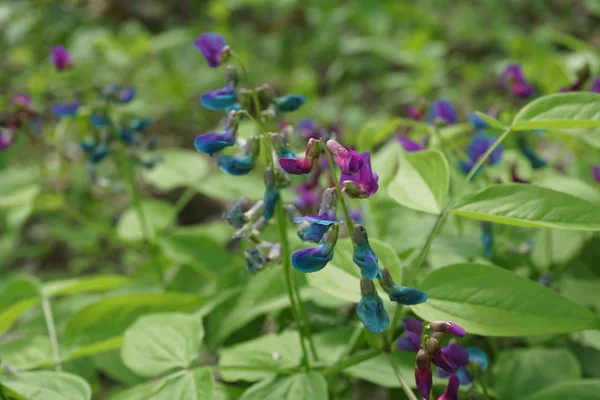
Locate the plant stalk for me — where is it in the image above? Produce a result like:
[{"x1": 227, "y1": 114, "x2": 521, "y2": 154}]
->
[
  {"x1": 321, "y1": 143, "x2": 355, "y2": 239},
  {"x1": 41, "y1": 293, "x2": 62, "y2": 371},
  {"x1": 386, "y1": 353, "x2": 419, "y2": 400}
]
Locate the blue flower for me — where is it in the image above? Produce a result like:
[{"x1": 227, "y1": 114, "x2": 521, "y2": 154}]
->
[
  {"x1": 119, "y1": 129, "x2": 137, "y2": 145},
  {"x1": 275, "y1": 95, "x2": 306, "y2": 113},
  {"x1": 194, "y1": 113, "x2": 239, "y2": 156},
  {"x1": 460, "y1": 133, "x2": 503, "y2": 175},
  {"x1": 292, "y1": 224, "x2": 339, "y2": 273},
  {"x1": 481, "y1": 222, "x2": 493, "y2": 259},
  {"x1": 130, "y1": 118, "x2": 151, "y2": 132},
  {"x1": 468, "y1": 112, "x2": 489, "y2": 130},
  {"x1": 263, "y1": 186, "x2": 279, "y2": 221},
  {"x1": 295, "y1": 211, "x2": 338, "y2": 243},
  {"x1": 90, "y1": 114, "x2": 108, "y2": 128},
  {"x1": 356, "y1": 278, "x2": 389, "y2": 333},
  {"x1": 352, "y1": 225, "x2": 382, "y2": 280},
  {"x1": 200, "y1": 85, "x2": 237, "y2": 111},
  {"x1": 52, "y1": 100, "x2": 79, "y2": 118},
  {"x1": 80, "y1": 140, "x2": 110, "y2": 165},
  {"x1": 379, "y1": 268, "x2": 427, "y2": 305},
  {"x1": 217, "y1": 154, "x2": 255, "y2": 176},
  {"x1": 118, "y1": 86, "x2": 135, "y2": 103},
  {"x1": 427, "y1": 99, "x2": 457, "y2": 125}
]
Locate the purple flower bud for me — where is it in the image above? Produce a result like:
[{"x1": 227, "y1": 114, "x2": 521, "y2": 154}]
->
[
  {"x1": 194, "y1": 33, "x2": 228, "y2": 68},
  {"x1": 591, "y1": 165, "x2": 600, "y2": 182},
  {"x1": 340, "y1": 152, "x2": 379, "y2": 199},
  {"x1": 200, "y1": 85, "x2": 237, "y2": 111},
  {"x1": 591, "y1": 78, "x2": 600, "y2": 93},
  {"x1": 118, "y1": 86, "x2": 135, "y2": 103},
  {"x1": 438, "y1": 375, "x2": 460, "y2": 400},
  {"x1": 429, "y1": 321, "x2": 466, "y2": 338},
  {"x1": 326, "y1": 139, "x2": 364, "y2": 174},
  {"x1": 427, "y1": 100, "x2": 457, "y2": 125},
  {"x1": 500, "y1": 64, "x2": 534, "y2": 98},
  {"x1": 279, "y1": 158, "x2": 314, "y2": 174},
  {"x1": 52, "y1": 99, "x2": 79, "y2": 118},
  {"x1": 0, "y1": 128, "x2": 14, "y2": 150},
  {"x1": 396, "y1": 136, "x2": 425, "y2": 152},
  {"x1": 291, "y1": 224, "x2": 339, "y2": 273},
  {"x1": 415, "y1": 350, "x2": 433, "y2": 400},
  {"x1": 50, "y1": 45, "x2": 72, "y2": 70}
]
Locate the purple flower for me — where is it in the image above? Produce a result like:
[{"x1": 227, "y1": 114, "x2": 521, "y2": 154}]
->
[
  {"x1": 294, "y1": 213, "x2": 338, "y2": 226},
  {"x1": 429, "y1": 321, "x2": 466, "y2": 338},
  {"x1": 460, "y1": 133, "x2": 503, "y2": 174},
  {"x1": 396, "y1": 136, "x2": 425, "y2": 152},
  {"x1": 12, "y1": 94, "x2": 31, "y2": 109},
  {"x1": 280, "y1": 138, "x2": 320, "y2": 175},
  {"x1": 118, "y1": 86, "x2": 135, "y2": 103},
  {"x1": 195, "y1": 33, "x2": 228, "y2": 68},
  {"x1": 194, "y1": 112, "x2": 238, "y2": 155},
  {"x1": 590, "y1": 78, "x2": 600, "y2": 93},
  {"x1": 297, "y1": 119, "x2": 318, "y2": 139},
  {"x1": 0, "y1": 128, "x2": 14, "y2": 150},
  {"x1": 438, "y1": 375, "x2": 460, "y2": 400},
  {"x1": 415, "y1": 349, "x2": 433, "y2": 399},
  {"x1": 396, "y1": 318, "x2": 424, "y2": 352},
  {"x1": 340, "y1": 152, "x2": 379, "y2": 198},
  {"x1": 50, "y1": 45, "x2": 72, "y2": 70},
  {"x1": 592, "y1": 165, "x2": 600, "y2": 182},
  {"x1": 500, "y1": 64, "x2": 534, "y2": 98},
  {"x1": 291, "y1": 224, "x2": 339, "y2": 273},
  {"x1": 52, "y1": 100, "x2": 79, "y2": 118},
  {"x1": 437, "y1": 345, "x2": 488, "y2": 385},
  {"x1": 295, "y1": 185, "x2": 319, "y2": 209},
  {"x1": 348, "y1": 208, "x2": 363, "y2": 224},
  {"x1": 427, "y1": 100, "x2": 457, "y2": 125},
  {"x1": 200, "y1": 85, "x2": 237, "y2": 111},
  {"x1": 406, "y1": 104, "x2": 422, "y2": 120},
  {"x1": 326, "y1": 139, "x2": 363, "y2": 174}
]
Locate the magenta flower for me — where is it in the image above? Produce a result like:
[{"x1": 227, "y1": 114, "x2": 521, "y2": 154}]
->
[
  {"x1": 592, "y1": 165, "x2": 600, "y2": 182},
  {"x1": 340, "y1": 152, "x2": 378, "y2": 198},
  {"x1": 195, "y1": 33, "x2": 228, "y2": 67},
  {"x1": 0, "y1": 128, "x2": 14, "y2": 150},
  {"x1": 429, "y1": 321, "x2": 466, "y2": 337},
  {"x1": 279, "y1": 138, "x2": 320, "y2": 175},
  {"x1": 396, "y1": 136, "x2": 426, "y2": 152},
  {"x1": 326, "y1": 139, "x2": 363, "y2": 174},
  {"x1": 406, "y1": 104, "x2": 422, "y2": 120},
  {"x1": 50, "y1": 45, "x2": 72, "y2": 71},
  {"x1": 591, "y1": 78, "x2": 600, "y2": 93},
  {"x1": 500, "y1": 64, "x2": 534, "y2": 98},
  {"x1": 415, "y1": 349, "x2": 433, "y2": 399},
  {"x1": 438, "y1": 375, "x2": 460, "y2": 400}
]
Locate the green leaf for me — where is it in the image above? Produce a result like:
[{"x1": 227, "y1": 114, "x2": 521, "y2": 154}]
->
[
  {"x1": 332, "y1": 238, "x2": 403, "y2": 283},
  {"x1": 43, "y1": 275, "x2": 132, "y2": 297},
  {"x1": 475, "y1": 111, "x2": 507, "y2": 129},
  {"x1": 526, "y1": 380, "x2": 600, "y2": 400},
  {"x1": 116, "y1": 199, "x2": 175, "y2": 241},
  {"x1": 0, "y1": 336, "x2": 53, "y2": 370},
  {"x1": 143, "y1": 149, "x2": 209, "y2": 190},
  {"x1": 512, "y1": 92, "x2": 600, "y2": 130},
  {"x1": 0, "y1": 371, "x2": 91, "y2": 400},
  {"x1": 561, "y1": 277, "x2": 600, "y2": 310},
  {"x1": 306, "y1": 264, "x2": 361, "y2": 304},
  {"x1": 371, "y1": 140, "x2": 403, "y2": 188},
  {"x1": 492, "y1": 347, "x2": 581, "y2": 400},
  {"x1": 240, "y1": 372, "x2": 327, "y2": 400},
  {"x1": 450, "y1": 184, "x2": 600, "y2": 230},
  {"x1": 0, "y1": 185, "x2": 40, "y2": 208},
  {"x1": 357, "y1": 118, "x2": 402, "y2": 151},
  {"x1": 388, "y1": 149, "x2": 449, "y2": 214},
  {"x1": 121, "y1": 313, "x2": 204, "y2": 377},
  {"x1": 532, "y1": 230, "x2": 589, "y2": 269},
  {"x1": 0, "y1": 276, "x2": 41, "y2": 335},
  {"x1": 346, "y1": 352, "x2": 418, "y2": 388},
  {"x1": 535, "y1": 176, "x2": 600, "y2": 206},
  {"x1": 110, "y1": 369, "x2": 214, "y2": 400},
  {"x1": 412, "y1": 263, "x2": 600, "y2": 336},
  {"x1": 63, "y1": 293, "x2": 205, "y2": 354}
]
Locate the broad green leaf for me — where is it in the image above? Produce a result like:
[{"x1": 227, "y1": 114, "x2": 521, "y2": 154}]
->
[
  {"x1": 371, "y1": 140, "x2": 403, "y2": 188},
  {"x1": 527, "y1": 380, "x2": 600, "y2": 400},
  {"x1": 0, "y1": 276, "x2": 41, "y2": 335},
  {"x1": 116, "y1": 199, "x2": 175, "y2": 241},
  {"x1": 357, "y1": 118, "x2": 402, "y2": 151},
  {"x1": 536, "y1": 176, "x2": 600, "y2": 206},
  {"x1": 493, "y1": 348, "x2": 581, "y2": 400},
  {"x1": 346, "y1": 352, "x2": 418, "y2": 388},
  {"x1": 63, "y1": 293, "x2": 205, "y2": 354},
  {"x1": 0, "y1": 185, "x2": 40, "y2": 208},
  {"x1": 0, "y1": 336, "x2": 53, "y2": 370},
  {"x1": 121, "y1": 313, "x2": 204, "y2": 377},
  {"x1": 0, "y1": 371, "x2": 91, "y2": 400},
  {"x1": 412, "y1": 263, "x2": 600, "y2": 336},
  {"x1": 512, "y1": 92, "x2": 600, "y2": 130},
  {"x1": 450, "y1": 184, "x2": 600, "y2": 230},
  {"x1": 197, "y1": 174, "x2": 265, "y2": 200},
  {"x1": 531, "y1": 230, "x2": 589, "y2": 269},
  {"x1": 240, "y1": 372, "x2": 327, "y2": 400},
  {"x1": 143, "y1": 149, "x2": 209, "y2": 190},
  {"x1": 306, "y1": 264, "x2": 361, "y2": 304},
  {"x1": 214, "y1": 383, "x2": 245, "y2": 400},
  {"x1": 475, "y1": 111, "x2": 506, "y2": 130},
  {"x1": 388, "y1": 149, "x2": 449, "y2": 214},
  {"x1": 43, "y1": 275, "x2": 132, "y2": 297},
  {"x1": 561, "y1": 277, "x2": 600, "y2": 310},
  {"x1": 110, "y1": 369, "x2": 214, "y2": 400}
]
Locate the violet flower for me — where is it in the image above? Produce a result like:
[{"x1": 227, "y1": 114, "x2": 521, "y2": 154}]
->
[
  {"x1": 429, "y1": 321, "x2": 466, "y2": 338},
  {"x1": 427, "y1": 100, "x2": 457, "y2": 125},
  {"x1": 460, "y1": 133, "x2": 503, "y2": 174},
  {"x1": 591, "y1": 78, "x2": 600, "y2": 93},
  {"x1": 591, "y1": 165, "x2": 600, "y2": 182},
  {"x1": 397, "y1": 318, "x2": 423, "y2": 352},
  {"x1": 194, "y1": 111, "x2": 239, "y2": 155},
  {"x1": 340, "y1": 152, "x2": 379, "y2": 199},
  {"x1": 396, "y1": 135, "x2": 426, "y2": 152},
  {"x1": 12, "y1": 94, "x2": 31, "y2": 109},
  {"x1": 52, "y1": 99, "x2": 79, "y2": 118},
  {"x1": 50, "y1": 45, "x2": 72, "y2": 70},
  {"x1": 295, "y1": 188, "x2": 338, "y2": 243},
  {"x1": 200, "y1": 85, "x2": 237, "y2": 111},
  {"x1": 406, "y1": 104, "x2": 422, "y2": 120},
  {"x1": 415, "y1": 349, "x2": 433, "y2": 399},
  {"x1": 291, "y1": 224, "x2": 339, "y2": 273},
  {"x1": 195, "y1": 33, "x2": 229, "y2": 68},
  {"x1": 279, "y1": 138, "x2": 320, "y2": 175},
  {"x1": 297, "y1": 119, "x2": 318, "y2": 139},
  {"x1": 437, "y1": 345, "x2": 488, "y2": 385},
  {"x1": 438, "y1": 375, "x2": 460, "y2": 400},
  {"x1": 295, "y1": 185, "x2": 319, "y2": 210},
  {"x1": 326, "y1": 139, "x2": 363, "y2": 174},
  {"x1": 500, "y1": 64, "x2": 534, "y2": 98}
]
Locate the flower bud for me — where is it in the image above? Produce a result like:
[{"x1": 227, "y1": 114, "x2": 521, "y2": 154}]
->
[
  {"x1": 245, "y1": 248, "x2": 268, "y2": 274},
  {"x1": 352, "y1": 225, "x2": 381, "y2": 280},
  {"x1": 326, "y1": 139, "x2": 363, "y2": 174},
  {"x1": 438, "y1": 375, "x2": 460, "y2": 400},
  {"x1": 291, "y1": 224, "x2": 338, "y2": 273},
  {"x1": 415, "y1": 349, "x2": 433, "y2": 400},
  {"x1": 274, "y1": 94, "x2": 306, "y2": 113},
  {"x1": 426, "y1": 337, "x2": 455, "y2": 373},
  {"x1": 429, "y1": 321, "x2": 466, "y2": 338},
  {"x1": 223, "y1": 198, "x2": 250, "y2": 228},
  {"x1": 356, "y1": 278, "x2": 389, "y2": 333},
  {"x1": 194, "y1": 32, "x2": 228, "y2": 68},
  {"x1": 50, "y1": 45, "x2": 72, "y2": 71},
  {"x1": 244, "y1": 200, "x2": 264, "y2": 222}
]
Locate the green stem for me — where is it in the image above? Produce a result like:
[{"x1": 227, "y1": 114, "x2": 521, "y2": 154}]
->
[
  {"x1": 409, "y1": 127, "x2": 512, "y2": 275},
  {"x1": 386, "y1": 353, "x2": 419, "y2": 400},
  {"x1": 41, "y1": 293, "x2": 62, "y2": 371},
  {"x1": 338, "y1": 324, "x2": 363, "y2": 362},
  {"x1": 210, "y1": 364, "x2": 296, "y2": 374},
  {"x1": 163, "y1": 186, "x2": 197, "y2": 231},
  {"x1": 387, "y1": 304, "x2": 404, "y2": 345},
  {"x1": 61, "y1": 203, "x2": 118, "y2": 243},
  {"x1": 321, "y1": 143, "x2": 354, "y2": 238},
  {"x1": 321, "y1": 349, "x2": 380, "y2": 375}
]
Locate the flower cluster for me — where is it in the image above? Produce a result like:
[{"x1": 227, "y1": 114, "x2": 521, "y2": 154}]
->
[{"x1": 397, "y1": 318, "x2": 487, "y2": 399}]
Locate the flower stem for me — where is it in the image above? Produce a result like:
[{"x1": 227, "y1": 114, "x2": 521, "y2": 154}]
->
[
  {"x1": 409, "y1": 127, "x2": 512, "y2": 275},
  {"x1": 386, "y1": 353, "x2": 419, "y2": 400},
  {"x1": 41, "y1": 293, "x2": 62, "y2": 371},
  {"x1": 387, "y1": 304, "x2": 404, "y2": 345},
  {"x1": 321, "y1": 143, "x2": 354, "y2": 239},
  {"x1": 321, "y1": 349, "x2": 380, "y2": 375}
]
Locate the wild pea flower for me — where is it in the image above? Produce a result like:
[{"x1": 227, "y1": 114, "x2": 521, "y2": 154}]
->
[
  {"x1": 427, "y1": 100, "x2": 457, "y2": 125},
  {"x1": 425, "y1": 336, "x2": 456, "y2": 372},
  {"x1": 274, "y1": 94, "x2": 306, "y2": 113},
  {"x1": 459, "y1": 133, "x2": 503, "y2": 174},
  {"x1": 90, "y1": 114, "x2": 109, "y2": 129},
  {"x1": 291, "y1": 224, "x2": 339, "y2": 273},
  {"x1": 437, "y1": 345, "x2": 489, "y2": 385},
  {"x1": 348, "y1": 208, "x2": 363, "y2": 224},
  {"x1": 195, "y1": 32, "x2": 229, "y2": 68},
  {"x1": 396, "y1": 135, "x2": 426, "y2": 152},
  {"x1": 340, "y1": 152, "x2": 379, "y2": 198},
  {"x1": 438, "y1": 375, "x2": 460, "y2": 400},
  {"x1": 245, "y1": 248, "x2": 269, "y2": 274},
  {"x1": 297, "y1": 119, "x2": 318, "y2": 139},
  {"x1": 223, "y1": 198, "x2": 251, "y2": 228},
  {"x1": 356, "y1": 278, "x2": 389, "y2": 333},
  {"x1": 517, "y1": 134, "x2": 546, "y2": 169},
  {"x1": 294, "y1": 188, "x2": 338, "y2": 243},
  {"x1": 379, "y1": 268, "x2": 428, "y2": 305},
  {"x1": 500, "y1": 64, "x2": 534, "y2": 98},
  {"x1": 468, "y1": 112, "x2": 489, "y2": 130},
  {"x1": 52, "y1": 99, "x2": 79, "y2": 118},
  {"x1": 415, "y1": 349, "x2": 433, "y2": 399},
  {"x1": 12, "y1": 94, "x2": 31, "y2": 109},
  {"x1": 80, "y1": 140, "x2": 110, "y2": 165},
  {"x1": 102, "y1": 84, "x2": 136, "y2": 103},
  {"x1": 397, "y1": 318, "x2": 425, "y2": 352},
  {"x1": 429, "y1": 321, "x2": 466, "y2": 338},
  {"x1": 591, "y1": 165, "x2": 600, "y2": 182},
  {"x1": 217, "y1": 136, "x2": 260, "y2": 175},
  {"x1": 263, "y1": 168, "x2": 281, "y2": 221},
  {"x1": 279, "y1": 138, "x2": 320, "y2": 175},
  {"x1": 591, "y1": 78, "x2": 600, "y2": 92},
  {"x1": 50, "y1": 45, "x2": 72, "y2": 70},
  {"x1": 352, "y1": 225, "x2": 382, "y2": 279},
  {"x1": 295, "y1": 184, "x2": 319, "y2": 210},
  {"x1": 480, "y1": 221, "x2": 493, "y2": 259},
  {"x1": 201, "y1": 66, "x2": 238, "y2": 110},
  {"x1": 270, "y1": 129, "x2": 295, "y2": 159},
  {"x1": 0, "y1": 128, "x2": 14, "y2": 150},
  {"x1": 326, "y1": 139, "x2": 363, "y2": 175},
  {"x1": 194, "y1": 111, "x2": 239, "y2": 155}
]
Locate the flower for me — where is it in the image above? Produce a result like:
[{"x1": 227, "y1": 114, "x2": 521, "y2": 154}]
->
[
  {"x1": 118, "y1": 86, "x2": 135, "y2": 103},
  {"x1": 223, "y1": 198, "x2": 250, "y2": 228},
  {"x1": 427, "y1": 100, "x2": 457, "y2": 125},
  {"x1": 326, "y1": 139, "x2": 363, "y2": 174},
  {"x1": 50, "y1": 45, "x2": 72, "y2": 70},
  {"x1": 295, "y1": 185, "x2": 319, "y2": 209},
  {"x1": 397, "y1": 318, "x2": 424, "y2": 352},
  {"x1": 90, "y1": 114, "x2": 109, "y2": 128},
  {"x1": 0, "y1": 128, "x2": 14, "y2": 150},
  {"x1": 396, "y1": 135, "x2": 426, "y2": 152},
  {"x1": 130, "y1": 118, "x2": 151, "y2": 132},
  {"x1": 275, "y1": 95, "x2": 306, "y2": 113},
  {"x1": 468, "y1": 112, "x2": 489, "y2": 130},
  {"x1": 592, "y1": 165, "x2": 600, "y2": 182},
  {"x1": 340, "y1": 152, "x2": 379, "y2": 198},
  {"x1": 406, "y1": 104, "x2": 422, "y2": 120},
  {"x1": 12, "y1": 94, "x2": 31, "y2": 109},
  {"x1": 415, "y1": 349, "x2": 433, "y2": 399},
  {"x1": 425, "y1": 336, "x2": 456, "y2": 373},
  {"x1": 195, "y1": 33, "x2": 228, "y2": 68},
  {"x1": 437, "y1": 345, "x2": 488, "y2": 385},
  {"x1": 119, "y1": 129, "x2": 137, "y2": 145},
  {"x1": 80, "y1": 140, "x2": 110, "y2": 165},
  {"x1": 217, "y1": 136, "x2": 260, "y2": 176},
  {"x1": 200, "y1": 85, "x2": 237, "y2": 111},
  {"x1": 356, "y1": 278, "x2": 389, "y2": 333},
  {"x1": 591, "y1": 78, "x2": 600, "y2": 93},
  {"x1": 297, "y1": 119, "x2": 317, "y2": 139},
  {"x1": 52, "y1": 100, "x2": 79, "y2": 118},
  {"x1": 460, "y1": 133, "x2": 503, "y2": 174},
  {"x1": 245, "y1": 248, "x2": 268, "y2": 274},
  {"x1": 481, "y1": 221, "x2": 493, "y2": 259},
  {"x1": 352, "y1": 225, "x2": 382, "y2": 280},
  {"x1": 429, "y1": 321, "x2": 466, "y2": 338},
  {"x1": 295, "y1": 188, "x2": 338, "y2": 243},
  {"x1": 263, "y1": 187, "x2": 279, "y2": 221},
  {"x1": 291, "y1": 224, "x2": 339, "y2": 273},
  {"x1": 279, "y1": 138, "x2": 321, "y2": 175},
  {"x1": 518, "y1": 135, "x2": 546, "y2": 169},
  {"x1": 500, "y1": 64, "x2": 534, "y2": 98},
  {"x1": 379, "y1": 269, "x2": 428, "y2": 305},
  {"x1": 438, "y1": 375, "x2": 460, "y2": 400},
  {"x1": 194, "y1": 111, "x2": 239, "y2": 155}
]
